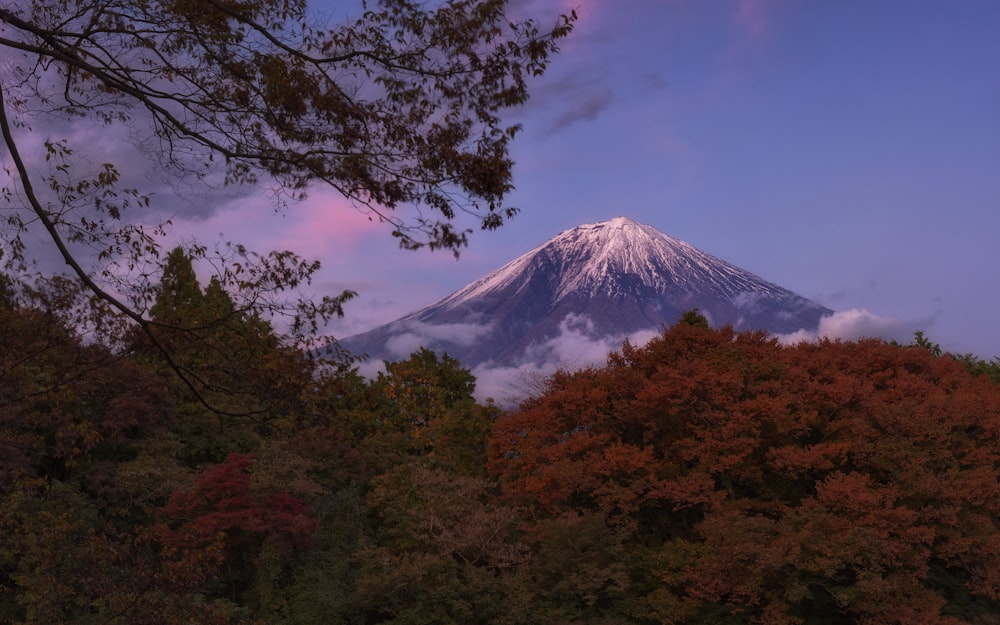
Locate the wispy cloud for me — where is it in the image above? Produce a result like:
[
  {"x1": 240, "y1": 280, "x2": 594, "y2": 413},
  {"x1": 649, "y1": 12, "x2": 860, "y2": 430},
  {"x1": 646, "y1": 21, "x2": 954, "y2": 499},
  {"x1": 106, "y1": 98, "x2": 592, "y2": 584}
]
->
[
  {"x1": 477, "y1": 308, "x2": 932, "y2": 404},
  {"x1": 545, "y1": 87, "x2": 614, "y2": 135}
]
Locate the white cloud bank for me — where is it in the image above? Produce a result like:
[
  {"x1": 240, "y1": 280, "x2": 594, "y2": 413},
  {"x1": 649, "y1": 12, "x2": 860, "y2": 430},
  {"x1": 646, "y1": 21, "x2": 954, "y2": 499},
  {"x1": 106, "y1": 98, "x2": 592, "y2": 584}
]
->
[
  {"x1": 776, "y1": 308, "x2": 926, "y2": 346},
  {"x1": 473, "y1": 313, "x2": 659, "y2": 406},
  {"x1": 475, "y1": 309, "x2": 931, "y2": 406},
  {"x1": 384, "y1": 319, "x2": 495, "y2": 359},
  {"x1": 354, "y1": 309, "x2": 933, "y2": 408}
]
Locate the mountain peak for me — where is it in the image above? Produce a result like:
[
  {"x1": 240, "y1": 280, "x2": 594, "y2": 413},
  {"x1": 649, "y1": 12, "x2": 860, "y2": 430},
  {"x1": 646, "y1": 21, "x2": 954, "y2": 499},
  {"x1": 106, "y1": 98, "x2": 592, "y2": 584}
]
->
[
  {"x1": 519, "y1": 216, "x2": 771, "y2": 303},
  {"x1": 584, "y1": 215, "x2": 640, "y2": 228},
  {"x1": 342, "y1": 217, "x2": 831, "y2": 369}
]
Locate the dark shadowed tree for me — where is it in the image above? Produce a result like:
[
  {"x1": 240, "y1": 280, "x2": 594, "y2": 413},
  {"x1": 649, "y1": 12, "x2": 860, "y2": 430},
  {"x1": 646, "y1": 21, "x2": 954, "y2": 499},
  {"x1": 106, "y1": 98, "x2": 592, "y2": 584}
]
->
[
  {"x1": 0, "y1": 275, "x2": 170, "y2": 491},
  {"x1": 138, "y1": 248, "x2": 316, "y2": 415},
  {"x1": 0, "y1": 0, "x2": 575, "y2": 406}
]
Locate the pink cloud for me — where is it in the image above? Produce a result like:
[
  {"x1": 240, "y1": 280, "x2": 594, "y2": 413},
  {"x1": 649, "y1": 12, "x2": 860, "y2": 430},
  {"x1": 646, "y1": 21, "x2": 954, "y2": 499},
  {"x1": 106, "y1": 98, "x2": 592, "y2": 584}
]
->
[
  {"x1": 271, "y1": 189, "x2": 388, "y2": 259},
  {"x1": 162, "y1": 187, "x2": 389, "y2": 270},
  {"x1": 735, "y1": 0, "x2": 774, "y2": 39},
  {"x1": 512, "y1": 0, "x2": 604, "y2": 53}
]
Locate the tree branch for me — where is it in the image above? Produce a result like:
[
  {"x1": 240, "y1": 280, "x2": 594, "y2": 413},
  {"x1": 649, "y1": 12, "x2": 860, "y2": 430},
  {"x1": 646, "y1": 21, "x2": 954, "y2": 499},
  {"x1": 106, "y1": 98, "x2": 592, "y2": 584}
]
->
[{"x1": 0, "y1": 83, "x2": 265, "y2": 418}]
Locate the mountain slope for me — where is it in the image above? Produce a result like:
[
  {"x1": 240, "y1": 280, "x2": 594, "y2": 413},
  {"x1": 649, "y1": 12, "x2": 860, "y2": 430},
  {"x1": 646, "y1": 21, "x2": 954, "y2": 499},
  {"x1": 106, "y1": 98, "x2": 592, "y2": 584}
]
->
[{"x1": 342, "y1": 217, "x2": 832, "y2": 368}]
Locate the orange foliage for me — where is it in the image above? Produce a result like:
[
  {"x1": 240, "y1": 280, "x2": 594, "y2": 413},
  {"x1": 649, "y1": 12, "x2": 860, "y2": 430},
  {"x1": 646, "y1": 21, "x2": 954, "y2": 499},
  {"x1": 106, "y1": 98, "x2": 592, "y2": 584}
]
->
[{"x1": 489, "y1": 322, "x2": 1000, "y2": 623}]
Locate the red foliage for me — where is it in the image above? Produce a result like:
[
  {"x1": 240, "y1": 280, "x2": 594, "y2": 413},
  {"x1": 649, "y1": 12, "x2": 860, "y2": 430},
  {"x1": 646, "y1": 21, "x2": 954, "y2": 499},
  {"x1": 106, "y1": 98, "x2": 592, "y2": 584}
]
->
[
  {"x1": 157, "y1": 453, "x2": 316, "y2": 585},
  {"x1": 489, "y1": 323, "x2": 1000, "y2": 622}
]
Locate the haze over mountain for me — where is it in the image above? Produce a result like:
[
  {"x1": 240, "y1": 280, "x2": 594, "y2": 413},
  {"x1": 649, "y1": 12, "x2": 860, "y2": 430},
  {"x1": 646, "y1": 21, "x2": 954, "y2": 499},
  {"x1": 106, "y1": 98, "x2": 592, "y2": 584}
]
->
[{"x1": 341, "y1": 217, "x2": 832, "y2": 372}]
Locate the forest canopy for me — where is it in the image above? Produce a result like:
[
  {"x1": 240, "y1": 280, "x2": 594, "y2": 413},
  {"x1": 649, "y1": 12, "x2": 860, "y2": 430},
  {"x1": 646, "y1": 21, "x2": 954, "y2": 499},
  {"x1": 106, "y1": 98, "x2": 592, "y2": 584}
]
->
[
  {"x1": 2, "y1": 3, "x2": 998, "y2": 622},
  {"x1": 3, "y1": 289, "x2": 999, "y2": 624}
]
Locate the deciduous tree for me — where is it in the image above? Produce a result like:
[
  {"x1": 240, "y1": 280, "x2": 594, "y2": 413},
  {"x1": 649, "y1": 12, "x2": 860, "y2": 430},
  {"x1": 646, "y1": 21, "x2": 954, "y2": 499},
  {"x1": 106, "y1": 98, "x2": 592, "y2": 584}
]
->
[
  {"x1": 156, "y1": 452, "x2": 317, "y2": 608},
  {"x1": 0, "y1": 275, "x2": 169, "y2": 491},
  {"x1": 346, "y1": 347, "x2": 492, "y2": 475},
  {"x1": 352, "y1": 460, "x2": 529, "y2": 625},
  {"x1": 490, "y1": 321, "x2": 1000, "y2": 623},
  {"x1": 0, "y1": 0, "x2": 574, "y2": 407}
]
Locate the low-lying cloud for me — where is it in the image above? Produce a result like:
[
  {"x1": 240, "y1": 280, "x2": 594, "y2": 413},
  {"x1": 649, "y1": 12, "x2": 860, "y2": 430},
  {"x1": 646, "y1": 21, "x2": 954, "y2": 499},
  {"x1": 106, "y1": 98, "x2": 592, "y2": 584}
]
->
[
  {"x1": 353, "y1": 308, "x2": 933, "y2": 408},
  {"x1": 385, "y1": 319, "x2": 495, "y2": 359},
  {"x1": 777, "y1": 308, "x2": 927, "y2": 346},
  {"x1": 473, "y1": 313, "x2": 659, "y2": 405},
  {"x1": 477, "y1": 309, "x2": 931, "y2": 406}
]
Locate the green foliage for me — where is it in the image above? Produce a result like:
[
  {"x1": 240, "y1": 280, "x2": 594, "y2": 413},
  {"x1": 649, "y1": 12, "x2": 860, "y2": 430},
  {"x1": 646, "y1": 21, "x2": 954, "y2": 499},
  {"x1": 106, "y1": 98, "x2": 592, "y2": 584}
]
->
[
  {"x1": 352, "y1": 460, "x2": 529, "y2": 625},
  {"x1": 149, "y1": 248, "x2": 206, "y2": 325},
  {"x1": 0, "y1": 483, "x2": 102, "y2": 624},
  {"x1": 345, "y1": 348, "x2": 491, "y2": 476},
  {"x1": 905, "y1": 330, "x2": 1000, "y2": 383},
  {"x1": 5, "y1": 270, "x2": 1000, "y2": 624},
  {"x1": 679, "y1": 308, "x2": 711, "y2": 329},
  {"x1": 0, "y1": 278, "x2": 170, "y2": 491},
  {"x1": 911, "y1": 329, "x2": 943, "y2": 357},
  {"x1": 0, "y1": 272, "x2": 13, "y2": 308},
  {"x1": 957, "y1": 353, "x2": 1000, "y2": 383},
  {"x1": 133, "y1": 248, "x2": 323, "y2": 463},
  {"x1": 0, "y1": 1, "x2": 581, "y2": 620},
  {"x1": 373, "y1": 348, "x2": 478, "y2": 415},
  {"x1": 521, "y1": 511, "x2": 632, "y2": 624}
]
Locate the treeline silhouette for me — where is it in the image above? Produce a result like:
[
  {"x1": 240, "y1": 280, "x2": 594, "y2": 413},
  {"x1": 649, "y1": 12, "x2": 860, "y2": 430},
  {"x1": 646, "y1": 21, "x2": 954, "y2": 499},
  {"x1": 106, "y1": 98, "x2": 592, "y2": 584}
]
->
[{"x1": 2, "y1": 263, "x2": 999, "y2": 624}]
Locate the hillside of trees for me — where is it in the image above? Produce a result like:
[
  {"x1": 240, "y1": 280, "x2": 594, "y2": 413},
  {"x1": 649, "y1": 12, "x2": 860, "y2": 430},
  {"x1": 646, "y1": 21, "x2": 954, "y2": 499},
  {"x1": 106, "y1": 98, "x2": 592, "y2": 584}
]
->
[
  {"x1": 3, "y1": 4, "x2": 995, "y2": 622},
  {"x1": 2, "y1": 261, "x2": 1000, "y2": 625}
]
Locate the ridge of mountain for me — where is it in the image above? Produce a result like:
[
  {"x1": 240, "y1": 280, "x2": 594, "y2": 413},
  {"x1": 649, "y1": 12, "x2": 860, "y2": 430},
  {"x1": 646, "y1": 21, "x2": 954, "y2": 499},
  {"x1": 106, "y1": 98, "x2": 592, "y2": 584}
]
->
[{"x1": 341, "y1": 216, "x2": 833, "y2": 369}]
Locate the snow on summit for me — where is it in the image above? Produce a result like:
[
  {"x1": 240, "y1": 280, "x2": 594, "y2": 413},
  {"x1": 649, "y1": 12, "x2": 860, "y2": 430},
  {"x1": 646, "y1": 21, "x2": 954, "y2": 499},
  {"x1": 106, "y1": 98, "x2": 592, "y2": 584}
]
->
[
  {"x1": 439, "y1": 216, "x2": 790, "y2": 307},
  {"x1": 341, "y1": 217, "x2": 832, "y2": 375}
]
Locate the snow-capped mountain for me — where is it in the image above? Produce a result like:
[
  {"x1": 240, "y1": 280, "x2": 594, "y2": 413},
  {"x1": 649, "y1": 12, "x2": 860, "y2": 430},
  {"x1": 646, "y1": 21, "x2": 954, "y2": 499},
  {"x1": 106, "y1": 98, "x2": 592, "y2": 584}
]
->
[{"x1": 341, "y1": 216, "x2": 832, "y2": 369}]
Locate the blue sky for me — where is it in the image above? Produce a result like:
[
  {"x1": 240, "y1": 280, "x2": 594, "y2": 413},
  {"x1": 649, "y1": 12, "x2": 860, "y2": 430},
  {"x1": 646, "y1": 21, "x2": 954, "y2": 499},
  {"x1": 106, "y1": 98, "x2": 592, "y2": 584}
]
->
[
  {"x1": 291, "y1": 0, "x2": 999, "y2": 358},
  {"x1": 14, "y1": 1, "x2": 995, "y2": 359}
]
